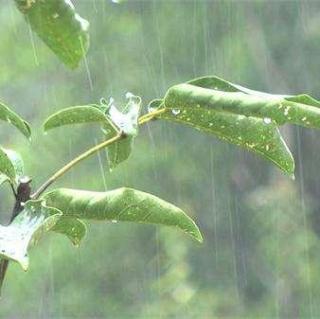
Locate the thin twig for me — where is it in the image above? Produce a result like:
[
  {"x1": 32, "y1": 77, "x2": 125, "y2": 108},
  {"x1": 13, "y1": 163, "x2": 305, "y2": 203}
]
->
[{"x1": 31, "y1": 107, "x2": 166, "y2": 199}]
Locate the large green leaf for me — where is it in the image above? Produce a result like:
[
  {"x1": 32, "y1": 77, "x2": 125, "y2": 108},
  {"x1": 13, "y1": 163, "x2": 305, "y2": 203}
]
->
[
  {"x1": 0, "y1": 148, "x2": 24, "y2": 186},
  {"x1": 43, "y1": 187, "x2": 203, "y2": 242},
  {"x1": 0, "y1": 200, "x2": 61, "y2": 270},
  {"x1": 15, "y1": 0, "x2": 89, "y2": 69},
  {"x1": 146, "y1": 76, "x2": 320, "y2": 175},
  {"x1": 0, "y1": 101, "x2": 31, "y2": 138}
]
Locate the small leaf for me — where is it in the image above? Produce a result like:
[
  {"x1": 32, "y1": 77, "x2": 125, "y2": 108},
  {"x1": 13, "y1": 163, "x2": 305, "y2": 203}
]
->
[
  {"x1": 0, "y1": 148, "x2": 24, "y2": 186},
  {"x1": 104, "y1": 93, "x2": 141, "y2": 170},
  {"x1": 0, "y1": 101, "x2": 31, "y2": 138},
  {"x1": 51, "y1": 217, "x2": 86, "y2": 246},
  {"x1": 43, "y1": 187, "x2": 203, "y2": 243},
  {"x1": 43, "y1": 105, "x2": 111, "y2": 132},
  {"x1": 15, "y1": 0, "x2": 90, "y2": 69},
  {"x1": 0, "y1": 200, "x2": 62, "y2": 270},
  {"x1": 149, "y1": 85, "x2": 294, "y2": 175}
]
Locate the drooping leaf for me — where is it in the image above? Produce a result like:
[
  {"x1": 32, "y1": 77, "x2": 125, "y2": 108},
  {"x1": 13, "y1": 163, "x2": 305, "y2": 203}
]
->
[
  {"x1": 51, "y1": 217, "x2": 86, "y2": 246},
  {"x1": 146, "y1": 76, "x2": 320, "y2": 175},
  {"x1": 0, "y1": 200, "x2": 62, "y2": 270},
  {"x1": 0, "y1": 101, "x2": 31, "y2": 138},
  {"x1": 43, "y1": 105, "x2": 111, "y2": 132},
  {"x1": 43, "y1": 94, "x2": 142, "y2": 170},
  {"x1": 103, "y1": 93, "x2": 141, "y2": 170},
  {"x1": 188, "y1": 75, "x2": 288, "y2": 98},
  {"x1": 183, "y1": 77, "x2": 320, "y2": 128},
  {"x1": 43, "y1": 187, "x2": 203, "y2": 243},
  {"x1": 148, "y1": 91, "x2": 294, "y2": 175},
  {"x1": 15, "y1": 0, "x2": 90, "y2": 69},
  {"x1": 0, "y1": 148, "x2": 24, "y2": 186}
]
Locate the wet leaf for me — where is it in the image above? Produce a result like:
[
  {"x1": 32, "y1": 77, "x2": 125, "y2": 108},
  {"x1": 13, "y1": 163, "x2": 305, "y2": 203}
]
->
[
  {"x1": 51, "y1": 217, "x2": 86, "y2": 246},
  {"x1": 0, "y1": 200, "x2": 61, "y2": 270},
  {"x1": 43, "y1": 187, "x2": 203, "y2": 243},
  {"x1": 0, "y1": 101, "x2": 31, "y2": 138},
  {"x1": 104, "y1": 94, "x2": 141, "y2": 170},
  {"x1": 0, "y1": 148, "x2": 24, "y2": 186},
  {"x1": 147, "y1": 76, "x2": 320, "y2": 175},
  {"x1": 15, "y1": 0, "x2": 90, "y2": 69},
  {"x1": 185, "y1": 77, "x2": 320, "y2": 128},
  {"x1": 149, "y1": 86, "x2": 294, "y2": 175},
  {"x1": 43, "y1": 94, "x2": 141, "y2": 170},
  {"x1": 43, "y1": 105, "x2": 111, "y2": 132}
]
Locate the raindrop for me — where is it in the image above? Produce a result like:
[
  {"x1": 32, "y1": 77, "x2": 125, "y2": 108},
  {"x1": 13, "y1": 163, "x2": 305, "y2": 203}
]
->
[
  {"x1": 263, "y1": 117, "x2": 272, "y2": 124},
  {"x1": 172, "y1": 109, "x2": 181, "y2": 115},
  {"x1": 125, "y1": 92, "x2": 134, "y2": 99}
]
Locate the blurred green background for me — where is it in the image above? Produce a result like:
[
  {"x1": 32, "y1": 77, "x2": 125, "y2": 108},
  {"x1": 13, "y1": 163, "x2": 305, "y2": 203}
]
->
[{"x1": 1, "y1": 0, "x2": 320, "y2": 318}]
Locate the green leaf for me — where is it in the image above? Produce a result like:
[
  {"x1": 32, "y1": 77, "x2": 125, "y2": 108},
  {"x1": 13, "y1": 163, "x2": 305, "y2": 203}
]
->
[
  {"x1": 51, "y1": 217, "x2": 86, "y2": 246},
  {"x1": 150, "y1": 86, "x2": 294, "y2": 175},
  {"x1": 15, "y1": 0, "x2": 90, "y2": 69},
  {"x1": 0, "y1": 200, "x2": 62, "y2": 270},
  {"x1": 43, "y1": 187, "x2": 203, "y2": 243},
  {"x1": 148, "y1": 77, "x2": 320, "y2": 175},
  {"x1": 185, "y1": 77, "x2": 320, "y2": 128},
  {"x1": 43, "y1": 105, "x2": 111, "y2": 132},
  {"x1": 0, "y1": 101, "x2": 31, "y2": 138},
  {"x1": 43, "y1": 94, "x2": 142, "y2": 170},
  {"x1": 188, "y1": 75, "x2": 288, "y2": 98},
  {"x1": 104, "y1": 93, "x2": 141, "y2": 170},
  {"x1": 0, "y1": 148, "x2": 24, "y2": 186}
]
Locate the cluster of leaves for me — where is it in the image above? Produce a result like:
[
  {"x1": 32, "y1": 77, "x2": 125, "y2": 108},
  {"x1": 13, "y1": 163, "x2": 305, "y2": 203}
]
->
[
  {"x1": 2, "y1": 71, "x2": 320, "y2": 277},
  {"x1": 2, "y1": 0, "x2": 320, "y2": 293}
]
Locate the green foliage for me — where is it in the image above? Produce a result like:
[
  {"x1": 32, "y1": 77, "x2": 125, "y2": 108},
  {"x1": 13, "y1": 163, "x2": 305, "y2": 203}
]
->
[
  {"x1": 0, "y1": 101, "x2": 31, "y2": 138},
  {"x1": 51, "y1": 217, "x2": 87, "y2": 247},
  {"x1": 15, "y1": 0, "x2": 89, "y2": 69},
  {"x1": 0, "y1": 148, "x2": 24, "y2": 186},
  {"x1": 149, "y1": 76, "x2": 320, "y2": 176},
  {"x1": 103, "y1": 94, "x2": 141, "y2": 170},
  {"x1": 0, "y1": 200, "x2": 61, "y2": 270},
  {"x1": 43, "y1": 187, "x2": 203, "y2": 242},
  {"x1": 43, "y1": 93, "x2": 142, "y2": 170},
  {"x1": 43, "y1": 105, "x2": 109, "y2": 131}
]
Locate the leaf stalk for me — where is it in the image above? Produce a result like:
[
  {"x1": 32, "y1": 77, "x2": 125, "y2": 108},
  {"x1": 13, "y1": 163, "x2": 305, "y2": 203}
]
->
[{"x1": 32, "y1": 108, "x2": 165, "y2": 199}]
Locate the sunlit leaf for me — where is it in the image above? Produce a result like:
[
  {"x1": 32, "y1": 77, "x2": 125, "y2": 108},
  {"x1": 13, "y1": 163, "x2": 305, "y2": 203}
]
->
[
  {"x1": 43, "y1": 187, "x2": 203, "y2": 243},
  {"x1": 15, "y1": 0, "x2": 90, "y2": 69},
  {"x1": 0, "y1": 200, "x2": 61, "y2": 270},
  {"x1": 0, "y1": 101, "x2": 31, "y2": 138},
  {"x1": 0, "y1": 148, "x2": 24, "y2": 186}
]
